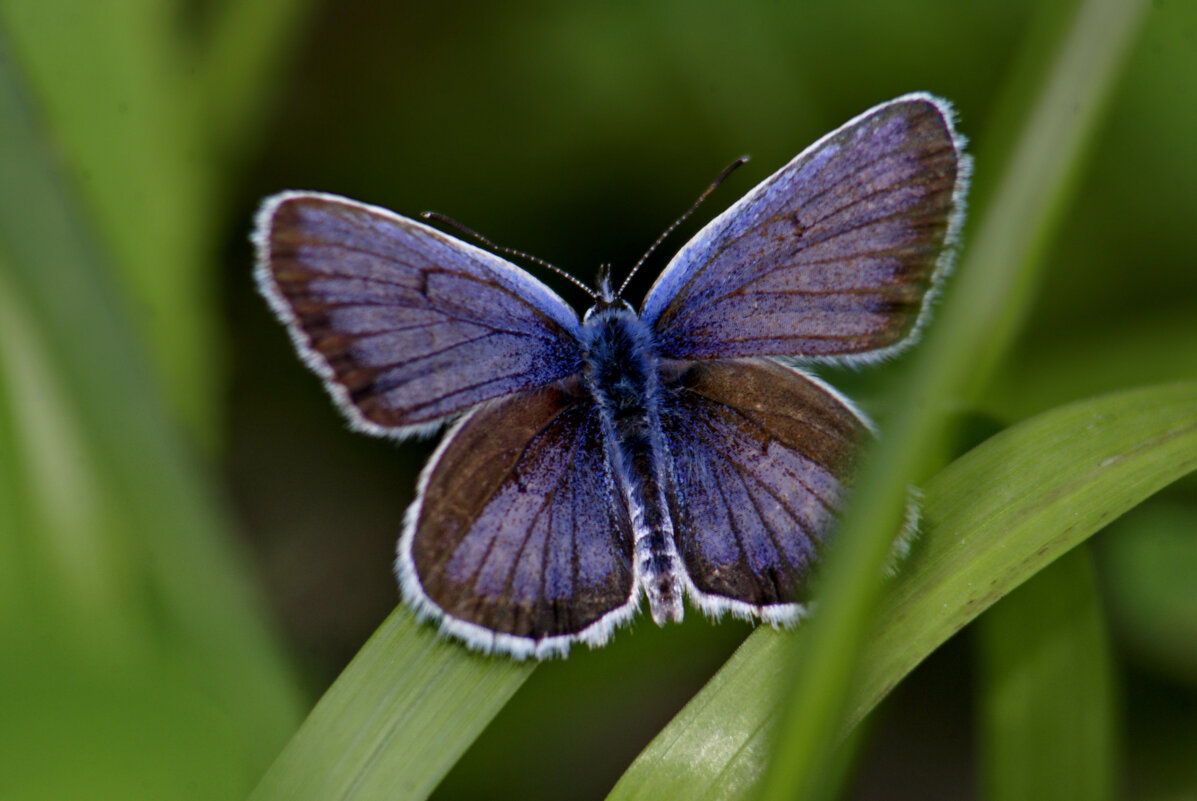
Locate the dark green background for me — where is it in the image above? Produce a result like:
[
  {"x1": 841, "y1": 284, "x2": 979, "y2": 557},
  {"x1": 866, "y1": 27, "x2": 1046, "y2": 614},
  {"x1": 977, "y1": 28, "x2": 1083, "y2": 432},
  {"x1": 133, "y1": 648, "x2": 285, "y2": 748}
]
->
[{"x1": 1, "y1": 1, "x2": 1194, "y2": 799}]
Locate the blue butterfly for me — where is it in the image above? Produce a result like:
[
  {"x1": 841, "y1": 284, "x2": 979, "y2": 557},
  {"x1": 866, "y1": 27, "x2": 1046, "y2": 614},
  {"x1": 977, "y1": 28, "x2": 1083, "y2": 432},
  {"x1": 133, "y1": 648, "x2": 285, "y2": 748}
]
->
[{"x1": 254, "y1": 92, "x2": 969, "y2": 659}]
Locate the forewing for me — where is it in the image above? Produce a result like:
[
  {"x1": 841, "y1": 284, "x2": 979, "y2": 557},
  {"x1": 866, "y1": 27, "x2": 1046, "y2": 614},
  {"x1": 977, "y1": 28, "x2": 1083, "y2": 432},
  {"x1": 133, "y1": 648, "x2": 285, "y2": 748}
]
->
[
  {"x1": 642, "y1": 93, "x2": 969, "y2": 363},
  {"x1": 254, "y1": 192, "x2": 583, "y2": 438},
  {"x1": 397, "y1": 386, "x2": 637, "y2": 658},
  {"x1": 661, "y1": 359, "x2": 870, "y2": 618}
]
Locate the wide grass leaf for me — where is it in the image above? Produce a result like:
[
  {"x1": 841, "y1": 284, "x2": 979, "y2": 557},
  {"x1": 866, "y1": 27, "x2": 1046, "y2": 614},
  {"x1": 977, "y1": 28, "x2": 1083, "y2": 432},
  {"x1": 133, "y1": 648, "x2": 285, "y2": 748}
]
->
[
  {"x1": 248, "y1": 610, "x2": 535, "y2": 801},
  {"x1": 607, "y1": 381, "x2": 1197, "y2": 801}
]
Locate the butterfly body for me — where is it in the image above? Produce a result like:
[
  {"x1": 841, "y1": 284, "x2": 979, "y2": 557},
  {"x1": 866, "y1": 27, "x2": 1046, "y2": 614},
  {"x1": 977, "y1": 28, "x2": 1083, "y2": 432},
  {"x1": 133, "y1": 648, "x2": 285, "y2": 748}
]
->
[
  {"x1": 580, "y1": 303, "x2": 684, "y2": 625},
  {"x1": 254, "y1": 92, "x2": 970, "y2": 658}
]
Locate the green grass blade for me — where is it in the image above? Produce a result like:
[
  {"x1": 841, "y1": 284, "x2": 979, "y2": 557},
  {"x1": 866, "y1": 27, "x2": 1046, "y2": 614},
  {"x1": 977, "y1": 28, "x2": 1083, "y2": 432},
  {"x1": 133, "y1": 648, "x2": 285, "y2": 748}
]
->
[
  {"x1": 0, "y1": 0, "x2": 220, "y2": 438},
  {"x1": 751, "y1": 0, "x2": 1149, "y2": 798},
  {"x1": 951, "y1": 0, "x2": 1152, "y2": 399},
  {"x1": 249, "y1": 610, "x2": 535, "y2": 801},
  {"x1": 0, "y1": 28, "x2": 303, "y2": 801},
  {"x1": 607, "y1": 381, "x2": 1197, "y2": 801},
  {"x1": 202, "y1": 0, "x2": 321, "y2": 158},
  {"x1": 0, "y1": 0, "x2": 318, "y2": 440},
  {"x1": 978, "y1": 548, "x2": 1117, "y2": 801}
]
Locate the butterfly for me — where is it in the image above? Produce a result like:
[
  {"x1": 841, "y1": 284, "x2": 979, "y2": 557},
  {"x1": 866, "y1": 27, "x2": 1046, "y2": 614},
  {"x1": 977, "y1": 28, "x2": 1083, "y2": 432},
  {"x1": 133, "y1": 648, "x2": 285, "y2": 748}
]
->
[{"x1": 253, "y1": 92, "x2": 969, "y2": 659}]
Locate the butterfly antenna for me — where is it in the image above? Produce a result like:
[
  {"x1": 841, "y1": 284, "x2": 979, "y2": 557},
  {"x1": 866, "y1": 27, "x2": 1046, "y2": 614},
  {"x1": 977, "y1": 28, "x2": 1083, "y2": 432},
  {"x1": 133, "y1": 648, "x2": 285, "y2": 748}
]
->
[
  {"x1": 421, "y1": 211, "x2": 596, "y2": 299},
  {"x1": 616, "y1": 156, "x2": 749, "y2": 298}
]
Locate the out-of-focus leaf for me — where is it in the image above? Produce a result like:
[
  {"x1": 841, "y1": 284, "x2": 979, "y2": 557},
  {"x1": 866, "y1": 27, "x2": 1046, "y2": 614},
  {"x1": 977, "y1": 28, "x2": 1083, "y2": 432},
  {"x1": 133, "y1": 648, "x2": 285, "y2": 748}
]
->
[
  {"x1": 203, "y1": 0, "x2": 321, "y2": 157},
  {"x1": 1098, "y1": 501, "x2": 1197, "y2": 685},
  {"x1": 978, "y1": 548, "x2": 1117, "y2": 801},
  {"x1": 0, "y1": 24, "x2": 303, "y2": 801},
  {"x1": 0, "y1": 0, "x2": 318, "y2": 441},
  {"x1": 0, "y1": 0, "x2": 215, "y2": 436},
  {"x1": 987, "y1": 316, "x2": 1197, "y2": 421}
]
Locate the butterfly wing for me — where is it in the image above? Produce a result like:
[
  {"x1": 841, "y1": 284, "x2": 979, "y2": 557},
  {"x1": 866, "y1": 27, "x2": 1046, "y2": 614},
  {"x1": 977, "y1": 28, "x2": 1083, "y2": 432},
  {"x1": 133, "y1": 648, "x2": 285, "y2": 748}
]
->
[
  {"x1": 642, "y1": 93, "x2": 969, "y2": 363},
  {"x1": 660, "y1": 359, "x2": 870, "y2": 620},
  {"x1": 254, "y1": 192, "x2": 584, "y2": 438},
  {"x1": 397, "y1": 385, "x2": 637, "y2": 658}
]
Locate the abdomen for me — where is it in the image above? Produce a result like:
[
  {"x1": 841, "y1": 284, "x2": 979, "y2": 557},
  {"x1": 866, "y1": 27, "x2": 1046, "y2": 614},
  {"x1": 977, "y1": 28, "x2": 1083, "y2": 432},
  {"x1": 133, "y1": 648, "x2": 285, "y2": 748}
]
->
[{"x1": 581, "y1": 307, "x2": 684, "y2": 624}]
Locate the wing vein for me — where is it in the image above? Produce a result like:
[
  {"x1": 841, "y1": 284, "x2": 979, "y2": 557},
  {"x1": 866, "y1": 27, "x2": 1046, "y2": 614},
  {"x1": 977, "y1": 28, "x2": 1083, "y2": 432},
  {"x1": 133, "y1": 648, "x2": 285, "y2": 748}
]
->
[{"x1": 679, "y1": 200, "x2": 947, "y2": 320}]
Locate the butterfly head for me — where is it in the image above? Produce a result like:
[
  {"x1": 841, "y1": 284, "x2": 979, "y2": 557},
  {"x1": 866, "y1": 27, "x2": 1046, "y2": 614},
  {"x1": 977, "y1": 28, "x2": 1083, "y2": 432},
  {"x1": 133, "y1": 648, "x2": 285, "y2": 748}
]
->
[{"x1": 584, "y1": 265, "x2": 633, "y2": 321}]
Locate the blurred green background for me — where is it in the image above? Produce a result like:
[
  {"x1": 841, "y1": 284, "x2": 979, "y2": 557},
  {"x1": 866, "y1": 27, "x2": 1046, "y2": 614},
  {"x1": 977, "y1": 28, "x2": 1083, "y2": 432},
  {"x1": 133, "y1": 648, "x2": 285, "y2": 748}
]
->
[{"x1": 1, "y1": 1, "x2": 1194, "y2": 800}]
